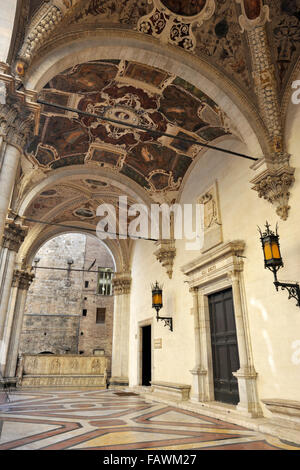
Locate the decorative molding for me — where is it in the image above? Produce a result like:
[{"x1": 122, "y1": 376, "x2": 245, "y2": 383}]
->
[
  {"x1": 2, "y1": 219, "x2": 28, "y2": 252},
  {"x1": 251, "y1": 165, "x2": 295, "y2": 221},
  {"x1": 15, "y1": 0, "x2": 76, "y2": 76},
  {"x1": 137, "y1": 0, "x2": 215, "y2": 52},
  {"x1": 181, "y1": 240, "x2": 246, "y2": 288},
  {"x1": 236, "y1": 0, "x2": 270, "y2": 32},
  {"x1": 112, "y1": 271, "x2": 132, "y2": 295},
  {"x1": 154, "y1": 239, "x2": 176, "y2": 279},
  {"x1": 234, "y1": 4, "x2": 296, "y2": 219}
]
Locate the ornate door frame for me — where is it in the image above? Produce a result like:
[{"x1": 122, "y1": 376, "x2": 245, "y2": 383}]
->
[{"x1": 181, "y1": 241, "x2": 263, "y2": 418}]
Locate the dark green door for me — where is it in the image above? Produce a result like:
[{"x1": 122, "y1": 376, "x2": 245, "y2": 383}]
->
[{"x1": 208, "y1": 288, "x2": 240, "y2": 405}]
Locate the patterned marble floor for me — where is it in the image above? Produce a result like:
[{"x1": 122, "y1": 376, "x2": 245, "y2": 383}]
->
[{"x1": 0, "y1": 389, "x2": 299, "y2": 450}]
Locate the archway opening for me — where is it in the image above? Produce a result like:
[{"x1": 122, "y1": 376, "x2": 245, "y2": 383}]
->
[{"x1": 19, "y1": 232, "x2": 115, "y2": 375}]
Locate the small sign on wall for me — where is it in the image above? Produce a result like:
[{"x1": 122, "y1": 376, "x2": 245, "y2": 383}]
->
[{"x1": 154, "y1": 338, "x2": 162, "y2": 349}]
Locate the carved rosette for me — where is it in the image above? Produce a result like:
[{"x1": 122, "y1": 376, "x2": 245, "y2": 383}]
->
[
  {"x1": 12, "y1": 269, "x2": 35, "y2": 290},
  {"x1": 138, "y1": 0, "x2": 215, "y2": 52},
  {"x1": 112, "y1": 272, "x2": 132, "y2": 295},
  {"x1": 154, "y1": 239, "x2": 176, "y2": 279},
  {"x1": 2, "y1": 219, "x2": 28, "y2": 252},
  {"x1": 251, "y1": 166, "x2": 295, "y2": 221}
]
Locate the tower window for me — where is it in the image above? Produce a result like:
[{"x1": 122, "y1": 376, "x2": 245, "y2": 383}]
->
[
  {"x1": 82, "y1": 309, "x2": 87, "y2": 317},
  {"x1": 97, "y1": 268, "x2": 113, "y2": 295},
  {"x1": 96, "y1": 307, "x2": 106, "y2": 324}
]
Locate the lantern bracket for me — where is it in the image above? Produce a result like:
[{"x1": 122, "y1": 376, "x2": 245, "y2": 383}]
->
[
  {"x1": 156, "y1": 311, "x2": 173, "y2": 331},
  {"x1": 274, "y1": 281, "x2": 300, "y2": 307}
]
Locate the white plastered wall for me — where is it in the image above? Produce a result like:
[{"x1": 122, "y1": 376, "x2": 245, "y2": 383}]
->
[
  {"x1": 0, "y1": 0, "x2": 18, "y2": 63},
  {"x1": 129, "y1": 133, "x2": 300, "y2": 409}
]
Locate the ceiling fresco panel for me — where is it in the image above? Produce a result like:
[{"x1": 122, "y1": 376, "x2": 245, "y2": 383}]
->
[{"x1": 27, "y1": 59, "x2": 234, "y2": 195}]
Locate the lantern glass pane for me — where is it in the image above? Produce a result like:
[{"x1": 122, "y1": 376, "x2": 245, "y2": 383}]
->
[
  {"x1": 153, "y1": 293, "x2": 162, "y2": 305},
  {"x1": 271, "y1": 242, "x2": 281, "y2": 259},
  {"x1": 264, "y1": 242, "x2": 273, "y2": 261}
]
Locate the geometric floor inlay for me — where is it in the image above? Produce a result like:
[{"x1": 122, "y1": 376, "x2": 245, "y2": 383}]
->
[{"x1": 0, "y1": 389, "x2": 299, "y2": 450}]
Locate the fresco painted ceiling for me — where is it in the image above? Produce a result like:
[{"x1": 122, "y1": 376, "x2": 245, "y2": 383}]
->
[
  {"x1": 27, "y1": 59, "x2": 237, "y2": 195},
  {"x1": 16, "y1": 1, "x2": 300, "y2": 103},
  {"x1": 24, "y1": 178, "x2": 139, "y2": 230}
]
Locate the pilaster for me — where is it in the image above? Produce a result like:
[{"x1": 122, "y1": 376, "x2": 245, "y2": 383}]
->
[
  {"x1": 236, "y1": 0, "x2": 295, "y2": 220},
  {"x1": 1, "y1": 268, "x2": 34, "y2": 377},
  {"x1": 110, "y1": 271, "x2": 132, "y2": 387}
]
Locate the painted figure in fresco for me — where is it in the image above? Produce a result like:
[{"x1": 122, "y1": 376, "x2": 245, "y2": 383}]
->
[
  {"x1": 243, "y1": 0, "x2": 261, "y2": 20},
  {"x1": 160, "y1": 0, "x2": 206, "y2": 16}
]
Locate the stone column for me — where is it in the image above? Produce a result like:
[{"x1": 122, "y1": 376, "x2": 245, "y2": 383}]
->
[
  {"x1": 0, "y1": 219, "x2": 28, "y2": 342},
  {"x1": 109, "y1": 271, "x2": 131, "y2": 387},
  {"x1": 189, "y1": 287, "x2": 208, "y2": 402},
  {"x1": 1, "y1": 268, "x2": 34, "y2": 377},
  {"x1": 229, "y1": 271, "x2": 263, "y2": 417},
  {"x1": 0, "y1": 144, "x2": 22, "y2": 242},
  {"x1": 0, "y1": 98, "x2": 34, "y2": 242}
]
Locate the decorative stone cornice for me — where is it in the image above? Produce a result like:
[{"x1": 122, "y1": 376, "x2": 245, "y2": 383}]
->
[
  {"x1": 181, "y1": 241, "x2": 245, "y2": 290},
  {"x1": 12, "y1": 268, "x2": 35, "y2": 290},
  {"x1": 2, "y1": 218, "x2": 28, "y2": 252},
  {"x1": 112, "y1": 271, "x2": 132, "y2": 295},
  {"x1": 251, "y1": 165, "x2": 295, "y2": 221},
  {"x1": 154, "y1": 239, "x2": 176, "y2": 279}
]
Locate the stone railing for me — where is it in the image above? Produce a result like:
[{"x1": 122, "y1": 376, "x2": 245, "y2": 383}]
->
[{"x1": 17, "y1": 354, "x2": 108, "y2": 388}]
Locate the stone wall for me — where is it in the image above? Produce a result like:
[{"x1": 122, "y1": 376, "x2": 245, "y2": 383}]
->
[{"x1": 19, "y1": 234, "x2": 114, "y2": 372}]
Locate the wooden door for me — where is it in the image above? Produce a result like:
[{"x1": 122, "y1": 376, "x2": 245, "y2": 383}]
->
[{"x1": 208, "y1": 288, "x2": 240, "y2": 405}]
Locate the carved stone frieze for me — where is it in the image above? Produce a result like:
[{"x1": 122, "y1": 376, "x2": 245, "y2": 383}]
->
[
  {"x1": 251, "y1": 165, "x2": 295, "y2": 221},
  {"x1": 112, "y1": 271, "x2": 132, "y2": 295},
  {"x1": 154, "y1": 239, "x2": 176, "y2": 279},
  {"x1": 2, "y1": 218, "x2": 28, "y2": 252}
]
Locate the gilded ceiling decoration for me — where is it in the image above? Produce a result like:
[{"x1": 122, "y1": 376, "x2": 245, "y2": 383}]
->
[{"x1": 26, "y1": 59, "x2": 233, "y2": 195}]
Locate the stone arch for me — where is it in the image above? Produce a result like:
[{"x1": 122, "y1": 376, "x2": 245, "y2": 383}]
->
[
  {"x1": 17, "y1": 224, "x2": 123, "y2": 273},
  {"x1": 17, "y1": 165, "x2": 154, "y2": 217},
  {"x1": 22, "y1": 29, "x2": 268, "y2": 158}
]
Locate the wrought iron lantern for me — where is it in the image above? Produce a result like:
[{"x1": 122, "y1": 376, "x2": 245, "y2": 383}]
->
[
  {"x1": 151, "y1": 281, "x2": 173, "y2": 331},
  {"x1": 258, "y1": 221, "x2": 300, "y2": 307}
]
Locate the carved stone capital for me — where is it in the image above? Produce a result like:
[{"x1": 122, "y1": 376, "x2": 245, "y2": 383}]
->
[
  {"x1": 251, "y1": 165, "x2": 295, "y2": 221},
  {"x1": 112, "y1": 271, "x2": 132, "y2": 295},
  {"x1": 2, "y1": 218, "x2": 28, "y2": 252},
  {"x1": 0, "y1": 98, "x2": 35, "y2": 151},
  {"x1": 12, "y1": 269, "x2": 35, "y2": 290},
  {"x1": 154, "y1": 239, "x2": 176, "y2": 279}
]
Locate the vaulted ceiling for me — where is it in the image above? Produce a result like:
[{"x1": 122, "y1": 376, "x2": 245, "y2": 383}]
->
[
  {"x1": 26, "y1": 59, "x2": 236, "y2": 194},
  {"x1": 13, "y1": 0, "x2": 300, "y2": 234}
]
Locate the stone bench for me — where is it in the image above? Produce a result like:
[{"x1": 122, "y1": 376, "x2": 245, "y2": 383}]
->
[
  {"x1": 151, "y1": 381, "x2": 191, "y2": 401},
  {"x1": 17, "y1": 354, "x2": 108, "y2": 388},
  {"x1": 262, "y1": 399, "x2": 300, "y2": 431}
]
